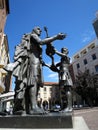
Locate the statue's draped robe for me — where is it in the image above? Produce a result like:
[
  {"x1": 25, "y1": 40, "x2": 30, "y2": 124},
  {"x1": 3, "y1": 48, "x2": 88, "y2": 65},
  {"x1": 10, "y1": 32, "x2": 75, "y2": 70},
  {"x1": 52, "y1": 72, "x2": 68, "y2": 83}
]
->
[
  {"x1": 5, "y1": 33, "x2": 43, "y2": 91},
  {"x1": 4, "y1": 33, "x2": 44, "y2": 112},
  {"x1": 57, "y1": 56, "x2": 73, "y2": 86}
]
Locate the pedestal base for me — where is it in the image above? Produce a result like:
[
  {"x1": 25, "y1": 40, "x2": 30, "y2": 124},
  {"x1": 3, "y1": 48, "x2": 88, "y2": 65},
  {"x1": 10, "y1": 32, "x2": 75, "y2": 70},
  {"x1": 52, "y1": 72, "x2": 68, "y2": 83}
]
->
[
  {"x1": 0, "y1": 116, "x2": 90, "y2": 130},
  {"x1": 0, "y1": 112, "x2": 72, "y2": 128}
]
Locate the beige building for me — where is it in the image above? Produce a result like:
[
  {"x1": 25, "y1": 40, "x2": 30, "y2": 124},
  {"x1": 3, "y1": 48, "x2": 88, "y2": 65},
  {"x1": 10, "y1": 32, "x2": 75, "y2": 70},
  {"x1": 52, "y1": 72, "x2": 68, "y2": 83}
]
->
[
  {"x1": 0, "y1": 34, "x2": 10, "y2": 92},
  {"x1": 38, "y1": 82, "x2": 60, "y2": 110},
  {"x1": 0, "y1": 0, "x2": 10, "y2": 93},
  {"x1": 72, "y1": 38, "x2": 98, "y2": 79},
  {"x1": 0, "y1": 0, "x2": 9, "y2": 42}
]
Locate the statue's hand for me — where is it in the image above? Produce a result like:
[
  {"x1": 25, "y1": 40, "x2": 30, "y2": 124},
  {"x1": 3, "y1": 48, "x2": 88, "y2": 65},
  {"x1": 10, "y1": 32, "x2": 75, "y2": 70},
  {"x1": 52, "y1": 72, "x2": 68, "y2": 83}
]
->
[
  {"x1": 57, "y1": 33, "x2": 66, "y2": 40},
  {"x1": 50, "y1": 64, "x2": 59, "y2": 72}
]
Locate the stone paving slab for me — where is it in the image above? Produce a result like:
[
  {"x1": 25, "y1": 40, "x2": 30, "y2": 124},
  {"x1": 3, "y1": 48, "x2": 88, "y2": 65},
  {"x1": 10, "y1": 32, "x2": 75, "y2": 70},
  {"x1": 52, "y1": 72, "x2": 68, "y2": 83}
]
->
[{"x1": 74, "y1": 107, "x2": 98, "y2": 130}]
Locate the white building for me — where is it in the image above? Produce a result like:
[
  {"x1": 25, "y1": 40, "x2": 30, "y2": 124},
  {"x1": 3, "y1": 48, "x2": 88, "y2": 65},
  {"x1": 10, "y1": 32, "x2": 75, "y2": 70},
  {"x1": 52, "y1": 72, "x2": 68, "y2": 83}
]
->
[
  {"x1": 93, "y1": 11, "x2": 98, "y2": 38},
  {"x1": 38, "y1": 82, "x2": 60, "y2": 110},
  {"x1": 72, "y1": 38, "x2": 98, "y2": 79}
]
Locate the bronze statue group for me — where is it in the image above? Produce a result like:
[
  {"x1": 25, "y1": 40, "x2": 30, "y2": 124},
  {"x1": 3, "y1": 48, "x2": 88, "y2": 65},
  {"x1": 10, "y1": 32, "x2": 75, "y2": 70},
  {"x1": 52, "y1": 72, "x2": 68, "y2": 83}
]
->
[{"x1": 4, "y1": 26, "x2": 73, "y2": 115}]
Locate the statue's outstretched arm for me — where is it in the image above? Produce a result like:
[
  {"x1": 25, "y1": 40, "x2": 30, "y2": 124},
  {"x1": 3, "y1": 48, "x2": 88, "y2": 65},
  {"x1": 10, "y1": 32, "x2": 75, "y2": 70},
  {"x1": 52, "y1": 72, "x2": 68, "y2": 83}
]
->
[
  {"x1": 41, "y1": 33, "x2": 66, "y2": 45},
  {"x1": 55, "y1": 49, "x2": 66, "y2": 57},
  {"x1": 42, "y1": 62, "x2": 51, "y2": 68}
]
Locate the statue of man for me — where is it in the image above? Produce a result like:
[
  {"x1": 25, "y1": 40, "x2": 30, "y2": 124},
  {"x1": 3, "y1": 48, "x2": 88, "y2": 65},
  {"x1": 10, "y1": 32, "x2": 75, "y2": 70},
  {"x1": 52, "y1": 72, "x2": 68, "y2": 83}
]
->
[{"x1": 4, "y1": 26, "x2": 66, "y2": 114}]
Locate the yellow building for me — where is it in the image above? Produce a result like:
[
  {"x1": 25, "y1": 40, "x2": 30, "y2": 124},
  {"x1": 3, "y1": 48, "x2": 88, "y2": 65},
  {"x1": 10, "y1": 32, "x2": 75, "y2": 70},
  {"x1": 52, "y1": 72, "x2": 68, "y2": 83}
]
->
[
  {"x1": 38, "y1": 82, "x2": 60, "y2": 110},
  {"x1": 0, "y1": 0, "x2": 10, "y2": 93},
  {"x1": 0, "y1": 34, "x2": 11, "y2": 92},
  {"x1": 0, "y1": 0, "x2": 9, "y2": 40}
]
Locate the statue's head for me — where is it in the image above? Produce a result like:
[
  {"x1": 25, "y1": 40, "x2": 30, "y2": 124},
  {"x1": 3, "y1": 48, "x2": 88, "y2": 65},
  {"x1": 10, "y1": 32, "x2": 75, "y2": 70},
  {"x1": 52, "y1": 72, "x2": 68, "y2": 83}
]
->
[
  {"x1": 61, "y1": 47, "x2": 68, "y2": 54},
  {"x1": 32, "y1": 26, "x2": 42, "y2": 36}
]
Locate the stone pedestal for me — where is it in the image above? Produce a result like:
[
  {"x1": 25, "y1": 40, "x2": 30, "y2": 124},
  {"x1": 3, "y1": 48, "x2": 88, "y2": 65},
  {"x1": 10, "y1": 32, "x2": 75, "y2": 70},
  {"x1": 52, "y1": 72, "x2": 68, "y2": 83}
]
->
[{"x1": 0, "y1": 112, "x2": 72, "y2": 129}]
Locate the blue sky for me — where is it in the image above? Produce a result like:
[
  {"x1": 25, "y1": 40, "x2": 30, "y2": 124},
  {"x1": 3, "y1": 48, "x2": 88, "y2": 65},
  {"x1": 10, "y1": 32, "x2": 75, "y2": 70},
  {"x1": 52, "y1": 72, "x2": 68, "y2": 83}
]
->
[{"x1": 4, "y1": 0, "x2": 98, "y2": 86}]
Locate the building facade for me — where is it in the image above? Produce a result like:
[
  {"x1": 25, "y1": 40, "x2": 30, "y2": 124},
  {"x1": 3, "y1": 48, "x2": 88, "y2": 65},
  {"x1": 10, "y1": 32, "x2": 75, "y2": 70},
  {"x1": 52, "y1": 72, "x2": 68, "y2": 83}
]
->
[
  {"x1": 38, "y1": 82, "x2": 60, "y2": 110},
  {"x1": 93, "y1": 11, "x2": 98, "y2": 38},
  {"x1": 0, "y1": 0, "x2": 9, "y2": 43},
  {"x1": 0, "y1": 0, "x2": 10, "y2": 93},
  {"x1": 72, "y1": 38, "x2": 98, "y2": 79}
]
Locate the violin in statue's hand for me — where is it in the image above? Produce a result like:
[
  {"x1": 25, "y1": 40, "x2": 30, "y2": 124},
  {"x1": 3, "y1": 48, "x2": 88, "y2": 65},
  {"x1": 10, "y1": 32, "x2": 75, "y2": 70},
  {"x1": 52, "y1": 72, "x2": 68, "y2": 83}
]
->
[{"x1": 56, "y1": 33, "x2": 66, "y2": 40}]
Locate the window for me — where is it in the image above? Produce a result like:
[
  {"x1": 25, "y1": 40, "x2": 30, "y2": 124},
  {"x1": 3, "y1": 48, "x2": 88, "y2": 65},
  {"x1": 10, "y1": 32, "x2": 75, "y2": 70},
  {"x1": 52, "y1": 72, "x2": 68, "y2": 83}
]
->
[
  {"x1": 95, "y1": 65, "x2": 98, "y2": 72},
  {"x1": 0, "y1": 0, "x2": 4, "y2": 8},
  {"x1": 83, "y1": 59, "x2": 87, "y2": 65},
  {"x1": 74, "y1": 54, "x2": 80, "y2": 59},
  {"x1": 44, "y1": 87, "x2": 46, "y2": 91},
  {"x1": 50, "y1": 87, "x2": 52, "y2": 91},
  {"x1": 91, "y1": 44, "x2": 95, "y2": 49},
  {"x1": 76, "y1": 63, "x2": 80, "y2": 69},
  {"x1": 88, "y1": 43, "x2": 95, "y2": 50},
  {"x1": 80, "y1": 49, "x2": 87, "y2": 56},
  {"x1": 92, "y1": 54, "x2": 96, "y2": 60}
]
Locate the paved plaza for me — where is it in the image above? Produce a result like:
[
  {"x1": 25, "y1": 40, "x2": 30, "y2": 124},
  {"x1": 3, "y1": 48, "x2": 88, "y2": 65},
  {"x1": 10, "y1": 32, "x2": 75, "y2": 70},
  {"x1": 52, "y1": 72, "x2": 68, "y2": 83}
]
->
[
  {"x1": 74, "y1": 107, "x2": 98, "y2": 130},
  {"x1": 0, "y1": 107, "x2": 98, "y2": 130}
]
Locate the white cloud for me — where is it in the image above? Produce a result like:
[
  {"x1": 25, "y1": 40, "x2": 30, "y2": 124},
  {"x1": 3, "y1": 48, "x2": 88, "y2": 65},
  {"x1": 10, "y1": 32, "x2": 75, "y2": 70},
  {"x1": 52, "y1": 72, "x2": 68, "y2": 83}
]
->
[
  {"x1": 82, "y1": 36, "x2": 90, "y2": 43},
  {"x1": 43, "y1": 66, "x2": 58, "y2": 82},
  {"x1": 48, "y1": 73, "x2": 58, "y2": 81},
  {"x1": 81, "y1": 30, "x2": 95, "y2": 43},
  {"x1": 70, "y1": 57, "x2": 72, "y2": 63}
]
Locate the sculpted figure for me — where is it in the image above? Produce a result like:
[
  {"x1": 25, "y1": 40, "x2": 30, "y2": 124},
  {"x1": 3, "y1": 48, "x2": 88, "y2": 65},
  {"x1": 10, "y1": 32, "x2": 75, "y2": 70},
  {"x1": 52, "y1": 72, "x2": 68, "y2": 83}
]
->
[
  {"x1": 4, "y1": 26, "x2": 66, "y2": 114},
  {"x1": 43, "y1": 47, "x2": 73, "y2": 112},
  {"x1": 55, "y1": 48, "x2": 73, "y2": 112}
]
